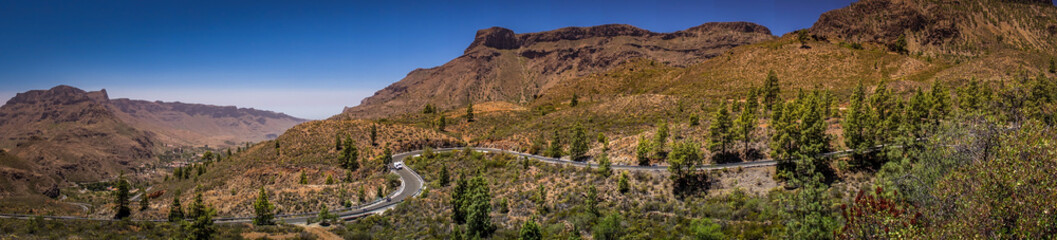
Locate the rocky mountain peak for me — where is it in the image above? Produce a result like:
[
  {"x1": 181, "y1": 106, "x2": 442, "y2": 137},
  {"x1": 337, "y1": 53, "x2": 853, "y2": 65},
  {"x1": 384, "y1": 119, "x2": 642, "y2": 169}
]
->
[{"x1": 466, "y1": 27, "x2": 520, "y2": 53}]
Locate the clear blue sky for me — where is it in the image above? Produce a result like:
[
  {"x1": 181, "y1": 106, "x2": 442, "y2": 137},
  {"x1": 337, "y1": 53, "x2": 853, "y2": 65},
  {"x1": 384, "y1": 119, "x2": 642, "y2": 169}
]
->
[{"x1": 0, "y1": 0, "x2": 858, "y2": 119}]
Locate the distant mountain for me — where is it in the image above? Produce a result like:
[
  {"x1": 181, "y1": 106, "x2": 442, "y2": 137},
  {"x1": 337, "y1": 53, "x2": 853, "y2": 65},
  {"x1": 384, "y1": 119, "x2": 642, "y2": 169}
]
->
[
  {"x1": 0, "y1": 86, "x2": 155, "y2": 196},
  {"x1": 110, "y1": 98, "x2": 306, "y2": 148},
  {"x1": 339, "y1": 22, "x2": 775, "y2": 119},
  {"x1": 0, "y1": 85, "x2": 306, "y2": 197}
]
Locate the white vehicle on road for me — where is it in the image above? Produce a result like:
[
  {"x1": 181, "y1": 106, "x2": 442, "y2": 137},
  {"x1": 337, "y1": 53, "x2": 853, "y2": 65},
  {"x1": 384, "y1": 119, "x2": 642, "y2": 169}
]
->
[{"x1": 393, "y1": 162, "x2": 405, "y2": 170}]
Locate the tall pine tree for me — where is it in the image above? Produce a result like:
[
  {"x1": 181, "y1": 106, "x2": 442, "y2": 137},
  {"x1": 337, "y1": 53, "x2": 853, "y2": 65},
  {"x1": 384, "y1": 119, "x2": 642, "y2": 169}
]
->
[{"x1": 708, "y1": 101, "x2": 734, "y2": 159}]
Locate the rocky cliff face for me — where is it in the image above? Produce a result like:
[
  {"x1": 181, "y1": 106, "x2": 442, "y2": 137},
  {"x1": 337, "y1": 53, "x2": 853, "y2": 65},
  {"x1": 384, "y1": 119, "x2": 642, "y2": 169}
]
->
[{"x1": 341, "y1": 22, "x2": 775, "y2": 119}]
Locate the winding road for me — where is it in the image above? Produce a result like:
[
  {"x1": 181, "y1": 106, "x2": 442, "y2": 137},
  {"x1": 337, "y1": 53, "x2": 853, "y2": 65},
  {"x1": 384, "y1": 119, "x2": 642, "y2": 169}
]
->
[{"x1": 0, "y1": 146, "x2": 856, "y2": 224}]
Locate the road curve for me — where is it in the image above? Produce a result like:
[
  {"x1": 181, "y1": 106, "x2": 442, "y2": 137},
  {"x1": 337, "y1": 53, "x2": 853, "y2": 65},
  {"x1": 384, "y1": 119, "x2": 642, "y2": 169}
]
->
[{"x1": 0, "y1": 146, "x2": 857, "y2": 224}]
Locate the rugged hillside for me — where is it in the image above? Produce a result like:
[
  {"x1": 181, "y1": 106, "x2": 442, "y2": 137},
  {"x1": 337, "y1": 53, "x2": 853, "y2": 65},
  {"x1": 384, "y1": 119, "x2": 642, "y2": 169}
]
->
[
  {"x1": 109, "y1": 99, "x2": 306, "y2": 148},
  {"x1": 808, "y1": 0, "x2": 1057, "y2": 56},
  {"x1": 0, "y1": 85, "x2": 306, "y2": 201},
  {"x1": 0, "y1": 86, "x2": 156, "y2": 197},
  {"x1": 341, "y1": 22, "x2": 775, "y2": 119}
]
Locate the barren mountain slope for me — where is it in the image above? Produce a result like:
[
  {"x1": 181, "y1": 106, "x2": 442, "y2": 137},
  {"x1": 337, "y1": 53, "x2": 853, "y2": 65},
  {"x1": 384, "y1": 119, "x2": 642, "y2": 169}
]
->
[
  {"x1": 109, "y1": 99, "x2": 307, "y2": 148},
  {"x1": 0, "y1": 86, "x2": 156, "y2": 197},
  {"x1": 341, "y1": 22, "x2": 776, "y2": 119}
]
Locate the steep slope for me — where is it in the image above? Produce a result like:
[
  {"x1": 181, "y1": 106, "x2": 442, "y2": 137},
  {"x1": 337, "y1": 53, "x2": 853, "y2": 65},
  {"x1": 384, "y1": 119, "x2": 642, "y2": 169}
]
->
[
  {"x1": 109, "y1": 99, "x2": 307, "y2": 148},
  {"x1": 0, "y1": 86, "x2": 156, "y2": 197},
  {"x1": 808, "y1": 0, "x2": 1057, "y2": 57},
  {"x1": 341, "y1": 22, "x2": 776, "y2": 119}
]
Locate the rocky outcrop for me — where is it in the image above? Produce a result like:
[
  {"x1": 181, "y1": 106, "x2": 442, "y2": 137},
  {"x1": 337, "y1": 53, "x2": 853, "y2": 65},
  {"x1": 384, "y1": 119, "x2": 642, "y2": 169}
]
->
[{"x1": 342, "y1": 22, "x2": 775, "y2": 119}]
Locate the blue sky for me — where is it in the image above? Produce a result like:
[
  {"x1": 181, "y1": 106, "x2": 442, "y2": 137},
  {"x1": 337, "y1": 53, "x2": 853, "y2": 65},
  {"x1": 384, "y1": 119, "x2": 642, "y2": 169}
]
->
[{"x1": 0, "y1": 0, "x2": 858, "y2": 119}]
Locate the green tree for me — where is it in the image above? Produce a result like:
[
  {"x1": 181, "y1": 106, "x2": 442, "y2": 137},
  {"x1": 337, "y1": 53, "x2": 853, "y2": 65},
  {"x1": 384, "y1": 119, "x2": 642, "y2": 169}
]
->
[
  {"x1": 546, "y1": 130, "x2": 563, "y2": 158},
  {"x1": 890, "y1": 34, "x2": 908, "y2": 54},
  {"x1": 690, "y1": 218, "x2": 725, "y2": 240},
  {"x1": 376, "y1": 186, "x2": 384, "y2": 199},
  {"x1": 380, "y1": 145, "x2": 393, "y2": 166},
  {"x1": 569, "y1": 123, "x2": 588, "y2": 161},
  {"x1": 466, "y1": 102, "x2": 475, "y2": 122},
  {"x1": 439, "y1": 166, "x2": 450, "y2": 187},
  {"x1": 735, "y1": 92, "x2": 758, "y2": 153},
  {"x1": 597, "y1": 133, "x2": 609, "y2": 151},
  {"x1": 168, "y1": 190, "x2": 185, "y2": 222},
  {"x1": 316, "y1": 205, "x2": 337, "y2": 226},
  {"x1": 465, "y1": 175, "x2": 494, "y2": 238},
  {"x1": 274, "y1": 140, "x2": 281, "y2": 156},
  {"x1": 668, "y1": 140, "x2": 703, "y2": 193},
  {"x1": 635, "y1": 135, "x2": 652, "y2": 166},
  {"x1": 138, "y1": 187, "x2": 149, "y2": 211},
  {"x1": 928, "y1": 81, "x2": 951, "y2": 124},
  {"x1": 584, "y1": 185, "x2": 600, "y2": 217},
  {"x1": 596, "y1": 151, "x2": 612, "y2": 178},
  {"x1": 187, "y1": 188, "x2": 206, "y2": 219},
  {"x1": 249, "y1": 189, "x2": 274, "y2": 225},
  {"x1": 592, "y1": 213, "x2": 623, "y2": 240},
  {"x1": 654, "y1": 120, "x2": 669, "y2": 158},
  {"x1": 369, "y1": 124, "x2": 378, "y2": 146},
  {"x1": 335, "y1": 134, "x2": 343, "y2": 151},
  {"x1": 437, "y1": 114, "x2": 447, "y2": 132},
  {"x1": 1050, "y1": 57, "x2": 1056, "y2": 74},
  {"x1": 689, "y1": 113, "x2": 700, "y2": 126},
  {"x1": 325, "y1": 174, "x2": 335, "y2": 185},
  {"x1": 112, "y1": 174, "x2": 131, "y2": 219},
  {"x1": 617, "y1": 172, "x2": 630, "y2": 194},
  {"x1": 341, "y1": 135, "x2": 359, "y2": 171},
  {"x1": 781, "y1": 175, "x2": 838, "y2": 240},
  {"x1": 763, "y1": 70, "x2": 781, "y2": 111},
  {"x1": 843, "y1": 81, "x2": 872, "y2": 168},
  {"x1": 519, "y1": 216, "x2": 543, "y2": 240},
  {"x1": 423, "y1": 103, "x2": 436, "y2": 114},
  {"x1": 570, "y1": 93, "x2": 579, "y2": 107},
  {"x1": 183, "y1": 205, "x2": 216, "y2": 240},
  {"x1": 708, "y1": 101, "x2": 734, "y2": 157},
  {"x1": 451, "y1": 173, "x2": 469, "y2": 224},
  {"x1": 299, "y1": 170, "x2": 308, "y2": 184}
]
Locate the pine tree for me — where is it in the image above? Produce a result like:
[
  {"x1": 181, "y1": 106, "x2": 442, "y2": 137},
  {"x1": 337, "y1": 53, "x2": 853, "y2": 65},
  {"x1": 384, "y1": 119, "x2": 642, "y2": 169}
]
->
[
  {"x1": 654, "y1": 120, "x2": 669, "y2": 158},
  {"x1": 735, "y1": 91, "x2": 758, "y2": 153},
  {"x1": 635, "y1": 135, "x2": 652, "y2": 166},
  {"x1": 546, "y1": 130, "x2": 563, "y2": 158},
  {"x1": 689, "y1": 113, "x2": 700, "y2": 126},
  {"x1": 519, "y1": 216, "x2": 543, "y2": 240},
  {"x1": 341, "y1": 135, "x2": 359, "y2": 171},
  {"x1": 843, "y1": 82, "x2": 871, "y2": 167},
  {"x1": 570, "y1": 93, "x2": 579, "y2": 107},
  {"x1": 466, "y1": 102, "x2": 475, "y2": 122},
  {"x1": 380, "y1": 145, "x2": 393, "y2": 166},
  {"x1": 569, "y1": 123, "x2": 588, "y2": 161},
  {"x1": 325, "y1": 174, "x2": 335, "y2": 185},
  {"x1": 597, "y1": 133, "x2": 609, "y2": 151},
  {"x1": 584, "y1": 185, "x2": 600, "y2": 217},
  {"x1": 169, "y1": 190, "x2": 185, "y2": 222},
  {"x1": 188, "y1": 188, "x2": 206, "y2": 220},
  {"x1": 465, "y1": 175, "x2": 495, "y2": 238},
  {"x1": 617, "y1": 171, "x2": 630, "y2": 194},
  {"x1": 113, "y1": 174, "x2": 131, "y2": 219},
  {"x1": 139, "y1": 187, "x2": 149, "y2": 211},
  {"x1": 596, "y1": 151, "x2": 612, "y2": 178},
  {"x1": 708, "y1": 101, "x2": 734, "y2": 157},
  {"x1": 763, "y1": 70, "x2": 781, "y2": 111},
  {"x1": 451, "y1": 173, "x2": 469, "y2": 224},
  {"x1": 439, "y1": 166, "x2": 450, "y2": 187},
  {"x1": 274, "y1": 140, "x2": 280, "y2": 156},
  {"x1": 437, "y1": 114, "x2": 447, "y2": 132},
  {"x1": 299, "y1": 170, "x2": 308, "y2": 185},
  {"x1": 1050, "y1": 57, "x2": 1056, "y2": 74},
  {"x1": 335, "y1": 134, "x2": 343, "y2": 150},
  {"x1": 369, "y1": 124, "x2": 378, "y2": 146},
  {"x1": 928, "y1": 81, "x2": 951, "y2": 125},
  {"x1": 185, "y1": 204, "x2": 215, "y2": 240},
  {"x1": 668, "y1": 140, "x2": 703, "y2": 191}
]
